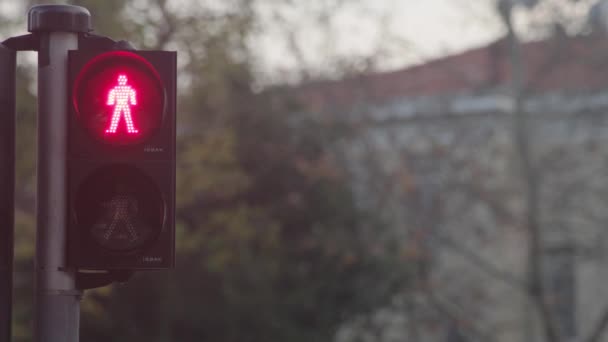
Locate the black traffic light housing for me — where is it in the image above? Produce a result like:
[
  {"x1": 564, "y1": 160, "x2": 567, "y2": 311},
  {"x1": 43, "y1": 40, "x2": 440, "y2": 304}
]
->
[{"x1": 67, "y1": 45, "x2": 176, "y2": 270}]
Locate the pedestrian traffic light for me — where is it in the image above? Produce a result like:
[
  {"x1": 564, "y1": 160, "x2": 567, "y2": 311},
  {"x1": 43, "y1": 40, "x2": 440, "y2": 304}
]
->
[{"x1": 67, "y1": 48, "x2": 176, "y2": 270}]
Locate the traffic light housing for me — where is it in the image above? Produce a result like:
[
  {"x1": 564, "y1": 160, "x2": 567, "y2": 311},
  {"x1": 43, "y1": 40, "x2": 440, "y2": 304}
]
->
[{"x1": 67, "y1": 48, "x2": 176, "y2": 270}]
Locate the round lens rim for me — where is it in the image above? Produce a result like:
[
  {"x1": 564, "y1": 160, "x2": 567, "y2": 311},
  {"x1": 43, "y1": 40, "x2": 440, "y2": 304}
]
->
[
  {"x1": 72, "y1": 50, "x2": 166, "y2": 146},
  {"x1": 74, "y1": 163, "x2": 167, "y2": 253}
]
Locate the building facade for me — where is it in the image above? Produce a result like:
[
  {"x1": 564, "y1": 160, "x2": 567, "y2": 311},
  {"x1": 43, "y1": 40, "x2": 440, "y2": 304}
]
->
[{"x1": 297, "y1": 35, "x2": 608, "y2": 342}]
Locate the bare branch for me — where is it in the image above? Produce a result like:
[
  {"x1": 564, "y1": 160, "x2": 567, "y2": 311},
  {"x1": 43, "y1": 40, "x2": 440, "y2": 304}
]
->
[{"x1": 432, "y1": 233, "x2": 527, "y2": 290}]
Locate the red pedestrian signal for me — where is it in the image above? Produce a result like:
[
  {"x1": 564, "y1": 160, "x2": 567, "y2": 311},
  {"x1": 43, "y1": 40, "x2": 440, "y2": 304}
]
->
[
  {"x1": 67, "y1": 48, "x2": 176, "y2": 270},
  {"x1": 72, "y1": 51, "x2": 164, "y2": 145},
  {"x1": 105, "y1": 74, "x2": 138, "y2": 134}
]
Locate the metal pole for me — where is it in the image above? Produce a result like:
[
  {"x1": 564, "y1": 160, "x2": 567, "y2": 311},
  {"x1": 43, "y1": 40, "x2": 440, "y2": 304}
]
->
[
  {"x1": 35, "y1": 31, "x2": 80, "y2": 342},
  {"x1": 28, "y1": 5, "x2": 91, "y2": 342},
  {"x1": 0, "y1": 43, "x2": 16, "y2": 342}
]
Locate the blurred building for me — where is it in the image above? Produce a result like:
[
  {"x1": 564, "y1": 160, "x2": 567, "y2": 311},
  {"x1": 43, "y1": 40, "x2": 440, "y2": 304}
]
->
[{"x1": 295, "y1": 35, "x2": 608, "y2": 342}]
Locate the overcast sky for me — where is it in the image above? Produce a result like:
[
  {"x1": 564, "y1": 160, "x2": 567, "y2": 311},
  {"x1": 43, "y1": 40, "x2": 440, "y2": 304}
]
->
[
  {"x1": 253, "y1": 0, "x2": 597, "y2": 80},
  {"x1": 1, "y1": 0, "x2": 598, "y2": 80},
  {"x1": 253, "y1": 0, "x2": 504, "y2": 78}
]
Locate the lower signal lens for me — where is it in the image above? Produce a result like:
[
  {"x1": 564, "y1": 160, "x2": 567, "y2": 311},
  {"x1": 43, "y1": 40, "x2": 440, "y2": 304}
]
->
[{"x1": 74, "y1": 164, "x2": 165, "y2": 252}]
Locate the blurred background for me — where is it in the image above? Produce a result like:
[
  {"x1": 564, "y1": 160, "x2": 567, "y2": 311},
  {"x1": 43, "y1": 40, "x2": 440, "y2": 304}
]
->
[{"x1": 4, "y1": 0, "x2": 608, "y2": 341}]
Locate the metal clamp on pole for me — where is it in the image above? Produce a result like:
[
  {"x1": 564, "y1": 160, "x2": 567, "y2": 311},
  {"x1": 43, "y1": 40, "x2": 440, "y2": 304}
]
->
[
  {"x1": 28, "y1": 5, "x2": 90, "y2": 342},
  {"x1": 75, "y1": 270, "x2": 134, "y2": 290}
]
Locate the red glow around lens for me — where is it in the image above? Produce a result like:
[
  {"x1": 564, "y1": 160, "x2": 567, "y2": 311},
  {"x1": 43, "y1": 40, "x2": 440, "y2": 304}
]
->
[{"x1": 73, "y1": 51, "x2": 164, "y2": 145}]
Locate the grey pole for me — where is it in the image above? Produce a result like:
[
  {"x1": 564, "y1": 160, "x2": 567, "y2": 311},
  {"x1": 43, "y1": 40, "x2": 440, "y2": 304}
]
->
[
  {"x1": 0, "y1": 43, "x2": 16, "y2": 342},
  {"x1": 28, "y1": 5, "x2": 91, "y2": 342}
]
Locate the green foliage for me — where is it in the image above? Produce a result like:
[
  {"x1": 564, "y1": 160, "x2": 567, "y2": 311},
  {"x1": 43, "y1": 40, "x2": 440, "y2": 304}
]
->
[
  {"x1": 70, "y1": 0, "x2": 130, "y2": 39},
  {"x1": 12, "y1": 64, "x2": 37, "y2": 342}
]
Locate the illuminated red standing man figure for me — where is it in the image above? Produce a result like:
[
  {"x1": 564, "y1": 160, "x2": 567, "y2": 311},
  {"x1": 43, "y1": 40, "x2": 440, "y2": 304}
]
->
[{"x1": 106, "y1": 74, "x2": 138, "y2": 134}]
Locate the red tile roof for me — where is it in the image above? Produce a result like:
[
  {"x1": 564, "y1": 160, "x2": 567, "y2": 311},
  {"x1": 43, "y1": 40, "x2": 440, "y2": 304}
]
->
[{"x1": 293, "y1": 35, "x2": 608, "y2": 112}]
